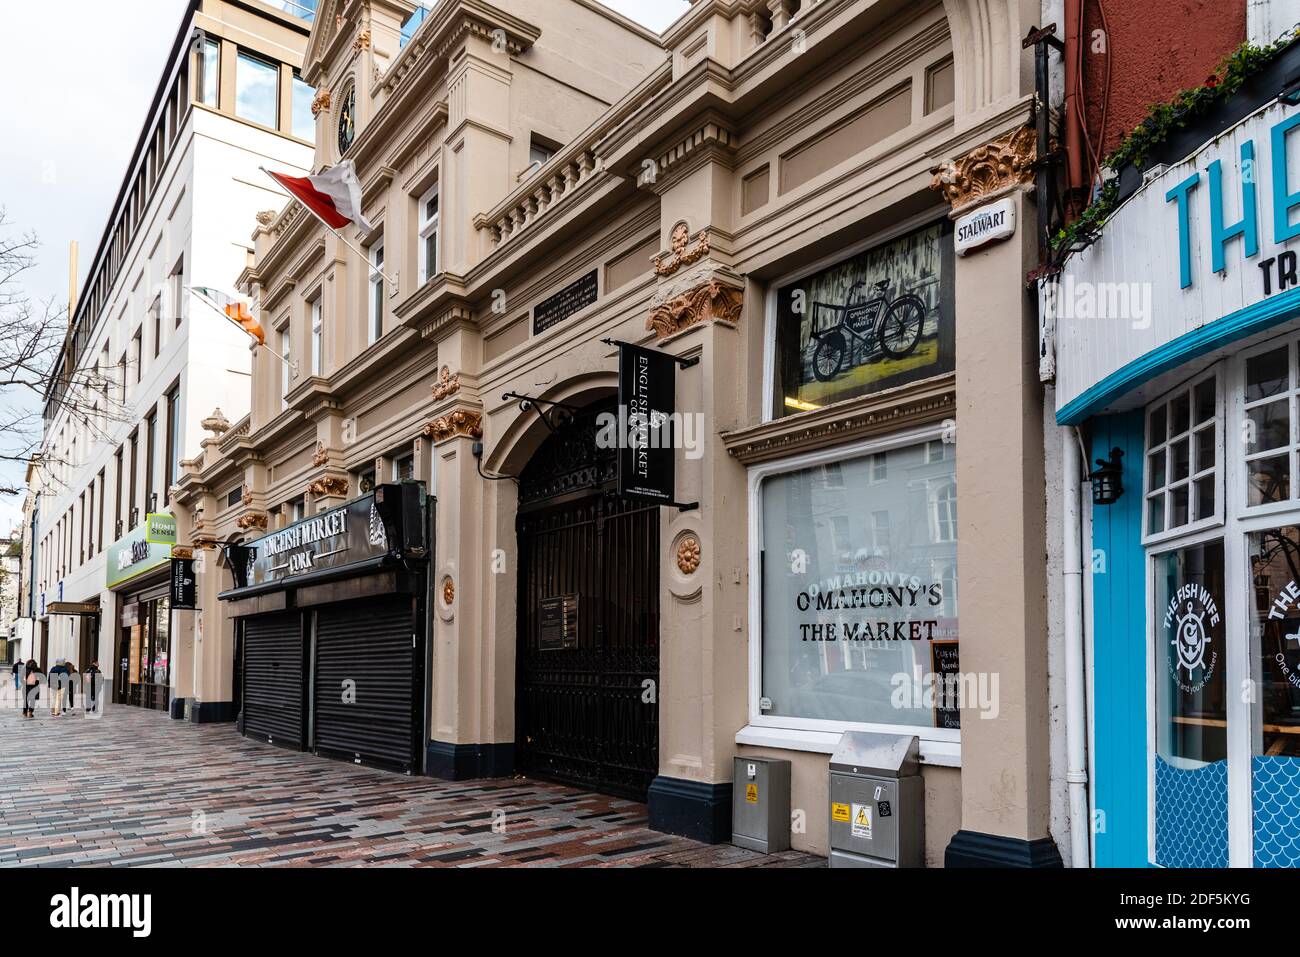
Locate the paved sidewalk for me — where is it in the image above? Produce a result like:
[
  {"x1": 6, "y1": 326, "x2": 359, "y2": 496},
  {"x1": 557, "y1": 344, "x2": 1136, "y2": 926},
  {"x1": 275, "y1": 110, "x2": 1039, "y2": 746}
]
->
[{"x1": 0, "y1": 690, "x2": 821, "y2": 868}]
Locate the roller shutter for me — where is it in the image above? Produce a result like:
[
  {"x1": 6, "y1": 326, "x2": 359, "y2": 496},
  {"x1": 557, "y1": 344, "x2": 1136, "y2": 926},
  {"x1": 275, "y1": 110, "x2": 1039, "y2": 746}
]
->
[
  {"x1": 312, "y1": 596, "x2": 418, "y2": 772},
  {"x1": 242, "y1": 612, "x2": 305, "y2": 750}
]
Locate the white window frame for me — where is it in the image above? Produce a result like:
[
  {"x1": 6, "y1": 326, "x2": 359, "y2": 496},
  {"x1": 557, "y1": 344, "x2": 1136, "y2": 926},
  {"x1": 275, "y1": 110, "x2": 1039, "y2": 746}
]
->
[
  {"x1": 739, "y1": 421, "x2": 960, "y2": 767},
  {"x1": 368, "y1": 238, "x2": 385, "y2": 344},
  {"x1": 1238, "y1": 335, "x2": 1300, "y2": 519},
  {"x1": 310, "y1": 298, "x2": 323, "y2": 376},
  {"x1": 1142, "y1": 369, "x2": 1223, "y2": 547},
  {"x1": 278, "y1": 321, "x2": 291, "y2": 410},
  {"x1": 418, "y1": 186, "x2": 439, "y2": 284}
]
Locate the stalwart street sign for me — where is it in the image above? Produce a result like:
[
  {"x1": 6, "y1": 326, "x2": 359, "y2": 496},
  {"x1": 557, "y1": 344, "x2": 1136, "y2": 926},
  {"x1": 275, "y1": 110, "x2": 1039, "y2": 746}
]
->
[{"x1": 616, "y1": 342, "x2": 677, "y2": 505}]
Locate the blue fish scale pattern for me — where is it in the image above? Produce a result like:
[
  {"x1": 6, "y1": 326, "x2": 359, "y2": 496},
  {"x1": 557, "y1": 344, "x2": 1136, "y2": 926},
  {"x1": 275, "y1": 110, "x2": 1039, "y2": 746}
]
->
[
  {"x1": 1253, "y1": 756, "x2": 1300, "y2": 868},
  {"x1": 1155, "y1": 756, "x2": 1229, "y2": 868}
]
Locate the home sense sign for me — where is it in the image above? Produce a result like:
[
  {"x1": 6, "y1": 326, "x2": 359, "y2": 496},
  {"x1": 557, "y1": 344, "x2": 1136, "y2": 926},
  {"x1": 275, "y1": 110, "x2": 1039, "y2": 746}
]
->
[{"x1": 106, "y1": 514, "x2": 177, "y2": 589}]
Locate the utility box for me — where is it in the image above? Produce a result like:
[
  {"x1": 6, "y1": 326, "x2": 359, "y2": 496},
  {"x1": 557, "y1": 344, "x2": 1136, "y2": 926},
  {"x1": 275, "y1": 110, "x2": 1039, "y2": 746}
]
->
[
  {"x1": 732, "y1": 756, "x2": 791, "y2": 854},
  {"x1": 828, "y1": 731, "x2": 924, "y2": 868}
]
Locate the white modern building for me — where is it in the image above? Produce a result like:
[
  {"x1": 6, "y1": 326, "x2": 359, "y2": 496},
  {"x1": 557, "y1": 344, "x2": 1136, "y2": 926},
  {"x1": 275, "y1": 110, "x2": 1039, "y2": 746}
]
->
[{"x1": 26, "y1": 0, "x2": 315, "y2": 715}]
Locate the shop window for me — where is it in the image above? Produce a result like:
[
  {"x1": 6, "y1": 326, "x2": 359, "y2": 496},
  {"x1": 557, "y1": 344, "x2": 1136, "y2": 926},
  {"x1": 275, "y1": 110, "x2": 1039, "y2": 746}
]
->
[
  {"x1": 1145, "y1": 373, "x2": 1220, "y2": 540},
  {"x1": 770, "y1": 220, "x2": 954, "y2": 419},
  {"x1": 1248, "y1": 527, "x2": 1300, "y2": 758},
  {"x1": 754, "y1": 431, "x2": 959, "y2": 729},
  {"x1": 1243, "y1": 341, "x2": 1300, "y2": 507}
]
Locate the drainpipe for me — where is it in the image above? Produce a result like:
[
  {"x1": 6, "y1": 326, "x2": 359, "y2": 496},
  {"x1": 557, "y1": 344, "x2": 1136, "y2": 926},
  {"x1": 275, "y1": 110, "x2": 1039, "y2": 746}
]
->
[
  {"x1": 1062, "y1": 426, "x2": 1091, "y2": 868},
  {"x1": 1063, "y1": 0, "x2": 1086, "y2": 199}
]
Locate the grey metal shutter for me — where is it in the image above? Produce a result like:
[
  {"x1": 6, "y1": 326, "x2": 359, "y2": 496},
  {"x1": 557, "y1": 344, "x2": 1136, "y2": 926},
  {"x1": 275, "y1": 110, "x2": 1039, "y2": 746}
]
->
[
  {"x1": 312, "y1": 596, "x2": 417, "y2": 772},
  {"x1": 242, "y1": 612, "x2": 305, "y2": 750}
]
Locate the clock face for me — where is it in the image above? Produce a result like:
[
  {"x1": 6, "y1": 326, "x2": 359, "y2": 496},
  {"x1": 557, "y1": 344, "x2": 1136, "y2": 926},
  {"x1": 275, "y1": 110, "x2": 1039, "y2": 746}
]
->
[{"x1": 336, "y1": 86, "x2": 356, "y2": 156}]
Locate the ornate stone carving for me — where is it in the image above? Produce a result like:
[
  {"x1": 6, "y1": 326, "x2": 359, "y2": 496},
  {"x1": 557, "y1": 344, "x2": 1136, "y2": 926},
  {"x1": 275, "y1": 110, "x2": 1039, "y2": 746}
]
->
[
  {"x1": 646, "y1": 279, "x2": 743, "y2": 339},
  {"x1": 431, "y1": 367, "x2": 461, "y2": 402},
  {"x1": 240, "y1": 483, "x2": 254, "y2": 507},
  {"x1": 255, "y1": 210, "x2": 278, "y2": 227},
  {"x1": 202, "y1": 408, "x2": 231, "y2": 436},
  {"x1": 676, "y1": 536, "x2": 701, "y2": 575},
  {"x1": 308, "y1": 476, "x2": 350, "y2": 498},
  {"x1": 423, "y1": 409, "x2": 483, "y2": 443},
  {"x1": 930, "y1": 125, "x2": 1036, "y2": 212},
  {"x1": 352, "y1": 29, "x2": 371, "y2": 52},
  {"x1": 310, "y1": 89, "x2": 331, "y2": 117},
  {"x1": 236, "y1": 513, "x2": 269, "y2": 532},
  {"x1": 190, "y1": 537, "x2": 219, "y2": 551},
  {"x1": 654, "y1": 222, "x2": 710, "y2": 276},
  {"x1": 442, "y1": 577, "x2": 455, "y2": 606},
  {"x1": 171, "y1": 546, "x2": 194, "y2": 561},
  {"x1": 312, "y1": 441, "x2": 329, "y2": 467}
]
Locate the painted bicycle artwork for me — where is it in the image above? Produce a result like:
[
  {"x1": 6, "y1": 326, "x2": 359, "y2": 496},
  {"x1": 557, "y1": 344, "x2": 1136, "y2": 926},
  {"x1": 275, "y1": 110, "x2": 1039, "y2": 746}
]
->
[{"x1": 773, "y1": 220, "x2": 953, "y2": 417}]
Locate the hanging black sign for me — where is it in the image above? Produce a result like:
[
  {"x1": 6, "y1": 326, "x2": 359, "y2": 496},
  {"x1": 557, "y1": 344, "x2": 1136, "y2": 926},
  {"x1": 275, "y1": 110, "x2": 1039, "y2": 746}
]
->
[
  {"x1": 617, "y1": 342, "x2": 676, "y2": 505},
  {"x1": 170, "y1": 558, "x2": 197, "y2": 610},
  {"x1": 533, "y1": 270, "x2": 598, "y2": 334}
]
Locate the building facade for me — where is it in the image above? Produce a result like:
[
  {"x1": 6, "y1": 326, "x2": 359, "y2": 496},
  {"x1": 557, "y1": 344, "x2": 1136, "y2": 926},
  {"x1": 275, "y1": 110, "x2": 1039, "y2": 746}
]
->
[
  {"x1": 24, "y1": 0, "x2": 315, "y2": 711},
  {"x1": 176, "y1": 0, "x2": 1065, "y2": 865}
]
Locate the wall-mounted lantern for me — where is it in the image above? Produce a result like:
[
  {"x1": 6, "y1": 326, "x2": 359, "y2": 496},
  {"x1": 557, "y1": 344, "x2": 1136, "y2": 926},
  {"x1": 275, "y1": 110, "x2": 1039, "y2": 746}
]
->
[{"x1": 1089, "y1": 448, "x2": 1125, "y2": 506}]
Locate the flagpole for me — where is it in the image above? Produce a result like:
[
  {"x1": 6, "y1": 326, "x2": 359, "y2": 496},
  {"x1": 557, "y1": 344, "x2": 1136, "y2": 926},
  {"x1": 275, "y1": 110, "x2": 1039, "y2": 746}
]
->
[
  {"x1": 190, "y1": 289, "x2": 294, "y2": 369},
  {"x1": 259, "y1": 166, "x2": 399, "y2": 287}
]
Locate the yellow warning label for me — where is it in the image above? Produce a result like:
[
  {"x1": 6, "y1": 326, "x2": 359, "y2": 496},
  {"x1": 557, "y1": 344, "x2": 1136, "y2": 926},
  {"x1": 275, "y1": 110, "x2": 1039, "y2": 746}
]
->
[
  {"x1": 831, "y1": 802, "x2": 851, "y2": 822},
  {"x1": 745, "y1": 784, "x2": 759, "y2": 804},
  {"x1": 852, "y1": 803, "x2": 873, "y2": 840}
]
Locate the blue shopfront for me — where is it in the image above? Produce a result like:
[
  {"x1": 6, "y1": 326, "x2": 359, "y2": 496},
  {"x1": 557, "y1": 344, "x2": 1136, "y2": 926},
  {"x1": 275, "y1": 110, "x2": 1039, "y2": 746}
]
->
[{"x1": 1048, "y1": 56, "x2": 1300, "y2": 867}]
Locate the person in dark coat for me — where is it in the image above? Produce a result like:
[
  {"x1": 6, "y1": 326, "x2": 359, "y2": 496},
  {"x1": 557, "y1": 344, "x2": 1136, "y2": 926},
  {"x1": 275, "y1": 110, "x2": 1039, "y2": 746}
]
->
[
  {"x1": 22, "y1": 660, "x2": 42, "y2": 718},
  {"x1": 64, "y1": 661, "x2": 77, "y2": 712},
  {"x1": 11, "y1": 659, "x2": 20, "y2": 693},
  {"x1": 85, "y1": 660, "x2": 102, "y2": 713}
]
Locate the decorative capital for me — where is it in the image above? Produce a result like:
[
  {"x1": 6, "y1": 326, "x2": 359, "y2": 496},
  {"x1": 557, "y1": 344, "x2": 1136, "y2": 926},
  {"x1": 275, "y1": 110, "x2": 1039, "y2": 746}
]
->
[
  {"x1": 190, "y1": 537, "x2": 219, "y2": 551},
  {"x1": 352, "y1": 29, "x2": 371, "y2": 52},
  {"x1": 171, "y1": 546, "x2": 194, "y2": 560},
  {"x1": 654, "y1": 223, "x2": 710, "y2": 276},
  {"x1": 676, "y1": 536, "x2": 701, "y2": 575},
  {"x1": 423, "y1": 409, "x2": 483, "y2": 443},
  {"x1": 930, "y1": 125, "x2": 1036, "y2": 213},
  {"x1": 310, "y1": 89, "x2": 331, "y2": 117},
  {"x1": 236, "y1": 513, "x2": 269, "y2": 532},
  {"x1": 647, "y1": 279, "x2": 742, "y2": 340},
  {"x1": 308, "y1": 476, "x2": 350, "y2": 498},
  {"x1": 312, "y1": 441, "x2": 329, "y2": 468},
  {"x1": 431, "y1": 367, "x2": 461, "y2": 403}
]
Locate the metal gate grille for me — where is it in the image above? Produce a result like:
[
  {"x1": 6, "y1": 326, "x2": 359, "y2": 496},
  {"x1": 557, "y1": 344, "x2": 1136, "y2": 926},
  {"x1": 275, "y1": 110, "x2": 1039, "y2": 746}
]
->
[
  {"x1": 242, "y1": 612, "x2": 304, "y2": 749},
  {"x1": 517, "y1": 491, "x2": 661, "y2": 800},
  {"x1": 313, "y1": 597, "x2": 418, "y2": 772}
]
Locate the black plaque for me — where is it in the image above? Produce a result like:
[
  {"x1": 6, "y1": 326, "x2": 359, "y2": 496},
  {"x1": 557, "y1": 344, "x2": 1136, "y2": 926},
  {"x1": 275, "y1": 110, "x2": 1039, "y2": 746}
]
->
[
  {"x1": 539, "y1": 594, "x2": 579, "y2": 651},
  {"x1": 533, "y1": 270, "x2": 598, "y2": 334},
  {"x1": 616, "y1": 342, "x2": 677, "y2": 505},
  {"x1": 931, "y1": 640, "x2": 961, "y2": 730},
  {"x1": 170, "y1": 558, "x2": 197, "y2": 610}
]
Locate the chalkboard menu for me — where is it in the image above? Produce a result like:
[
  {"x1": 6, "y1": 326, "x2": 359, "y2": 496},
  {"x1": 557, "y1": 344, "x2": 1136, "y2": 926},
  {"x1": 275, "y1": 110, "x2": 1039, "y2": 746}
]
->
[
  {"x1": 931, "y1": 640, "x2": 961, "y2": 729},
  {"x1": 539, "y1": 594, "x2": 579, "y2": 651},
  {"x1": 533, "y1": 270, "x2": 598, "y2": 334}
]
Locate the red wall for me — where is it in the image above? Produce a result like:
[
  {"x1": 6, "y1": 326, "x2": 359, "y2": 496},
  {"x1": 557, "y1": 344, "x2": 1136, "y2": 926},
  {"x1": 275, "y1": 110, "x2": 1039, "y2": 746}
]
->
[{"x1": 1082, "y1": 0, "x2": 1245, "y2": 159}]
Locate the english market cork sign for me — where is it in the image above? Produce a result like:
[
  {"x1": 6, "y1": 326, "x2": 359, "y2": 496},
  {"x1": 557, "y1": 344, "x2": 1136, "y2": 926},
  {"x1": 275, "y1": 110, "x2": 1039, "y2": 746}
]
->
[{"x1": 239, "y1": 494, "x2": 392, "y2": 589}]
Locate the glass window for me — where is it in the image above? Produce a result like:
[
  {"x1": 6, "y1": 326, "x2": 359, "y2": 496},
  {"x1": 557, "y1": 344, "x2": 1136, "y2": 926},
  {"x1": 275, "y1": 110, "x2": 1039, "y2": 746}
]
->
[
  {"x1": 310, "y1": 298, "x2": 323, "y2": 376},
  {"x1": 369, "y1": 239, "x2": 384, "y2": 344},
  {"x1": 1242, "y1": 343, "x2": 1298, "y2": 507},
  {"x1": 279, "y1": 326, "x2": 291, "y2": 407},
  {"x1": 199, "y1": 38, "x2": 220, "y2": 108},
  {"x1": 1249, "y1": 526, "x2": 1300, "y2": 758},
  {"x1": 758, "y1": 438, "x2": 959, "y2": 727},
  {"x1": 393, "y1": 453, "x2": 414, "y2": 482},
  {"x1": 1145, "y1": 373, "x2": 1219, "y2": 537},
  {"x1": 235, "y1": 52, "x2": 279, "y2": 129},
  {"x1": 1154, "y1": 540, "x2": 1227, "y2": 765},
  {"x1": 291, "y1": 74, "x2": 315, "y2": 141},
  {"x1": 165, "y1": 387, "x2": 179, "y2": 505},
  {"x1": 772, "y1": 220, "x2": 954, "y2": 418},
  {"x1": 418, "y1": 187, "x2": 439, "y2": 283}
]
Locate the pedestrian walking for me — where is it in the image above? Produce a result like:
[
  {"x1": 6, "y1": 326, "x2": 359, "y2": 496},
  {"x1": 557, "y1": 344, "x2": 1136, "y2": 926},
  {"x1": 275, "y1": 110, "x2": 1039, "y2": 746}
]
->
[
  {"x1": 49, "y1": 659, "x2": 66, "y2": 716},
  {"x1": 65, "y1": 661, "x2": 77, "y2": 712},
  {"x1": 11, "y1": 659, "x2": 20, "y2": 702},
  {"x1": 85, "y1": 660, "x2": 102, "y2": 714},
  {"x1": 22, "y1": 660, "x2": 42, "y2": 718}
]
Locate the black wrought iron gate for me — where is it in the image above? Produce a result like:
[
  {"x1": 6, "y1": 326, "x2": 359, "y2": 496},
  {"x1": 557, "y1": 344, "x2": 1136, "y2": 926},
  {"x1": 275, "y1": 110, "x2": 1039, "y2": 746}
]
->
[{"x1": 515, "y1": 406, "x2": 661, "y2": 800}]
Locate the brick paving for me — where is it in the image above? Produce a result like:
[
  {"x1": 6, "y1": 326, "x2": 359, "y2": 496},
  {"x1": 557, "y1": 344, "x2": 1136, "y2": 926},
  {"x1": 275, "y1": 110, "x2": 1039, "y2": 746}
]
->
[{"x1": 0, "y1": 687, "x2": 821, "y2": 869}]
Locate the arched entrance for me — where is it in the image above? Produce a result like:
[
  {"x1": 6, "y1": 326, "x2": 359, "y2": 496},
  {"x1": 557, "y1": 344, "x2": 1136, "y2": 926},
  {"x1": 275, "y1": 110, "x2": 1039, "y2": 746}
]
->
[{"x1": 515, "y1": 399, "x2": 661, "y2": 800}]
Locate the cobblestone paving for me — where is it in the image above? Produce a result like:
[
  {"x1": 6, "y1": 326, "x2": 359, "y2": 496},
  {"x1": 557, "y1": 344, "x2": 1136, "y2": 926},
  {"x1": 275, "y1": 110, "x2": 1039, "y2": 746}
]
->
[{"x1": 0, "y1": 690, "x2": 822, "y2": 869}]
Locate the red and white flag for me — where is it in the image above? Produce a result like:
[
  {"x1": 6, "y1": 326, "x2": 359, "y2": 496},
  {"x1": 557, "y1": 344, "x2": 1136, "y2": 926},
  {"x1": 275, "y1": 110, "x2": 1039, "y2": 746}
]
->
[{"x1": 264, "y1": 161, "x2": 374, "y2": 233}]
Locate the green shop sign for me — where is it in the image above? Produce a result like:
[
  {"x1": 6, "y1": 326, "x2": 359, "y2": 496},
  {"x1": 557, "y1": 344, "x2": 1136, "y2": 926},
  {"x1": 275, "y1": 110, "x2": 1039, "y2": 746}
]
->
[{"x1": 106, "y1": 515, "x2": 176, "y2": 589}]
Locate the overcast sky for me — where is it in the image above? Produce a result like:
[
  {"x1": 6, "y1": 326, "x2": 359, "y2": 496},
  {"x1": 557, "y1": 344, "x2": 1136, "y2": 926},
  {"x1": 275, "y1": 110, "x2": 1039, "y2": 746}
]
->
[{"x1": 0, "y1": 0, "x2": 688, "y2": 536}]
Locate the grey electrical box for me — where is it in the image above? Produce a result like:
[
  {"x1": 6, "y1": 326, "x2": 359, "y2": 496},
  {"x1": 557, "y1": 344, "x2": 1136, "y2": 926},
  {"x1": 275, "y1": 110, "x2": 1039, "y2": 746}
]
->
[
  {"x1": 827, "y1": 731, "x2": 924, "y2": 868},
  {"x1": 732, "y1": 756, "x2": 791, "y2": 853}
]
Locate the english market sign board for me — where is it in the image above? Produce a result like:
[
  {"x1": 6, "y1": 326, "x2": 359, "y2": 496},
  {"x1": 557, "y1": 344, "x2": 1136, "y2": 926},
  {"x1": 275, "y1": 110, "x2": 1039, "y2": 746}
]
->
[
  {"x1": 1050, "y1": 98, "x2": 1300, "y2": 425},
  {"x1": 106, "y1": 514, "x2": 178, "y2": 589},
  {"x1": 238, "y1": 493, "x2": 391, "y2": 590}
]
